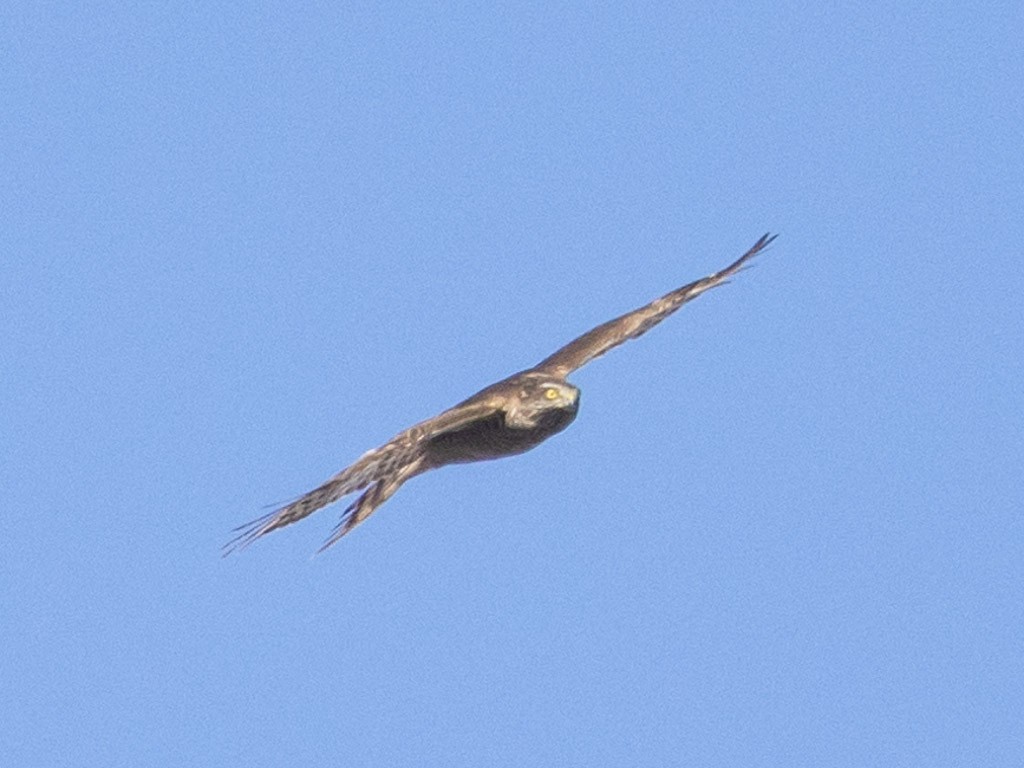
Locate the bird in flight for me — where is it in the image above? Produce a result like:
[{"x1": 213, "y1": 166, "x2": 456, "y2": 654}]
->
[{"x1": 226, "y1": 233, "x2": 775, "y2": 555}]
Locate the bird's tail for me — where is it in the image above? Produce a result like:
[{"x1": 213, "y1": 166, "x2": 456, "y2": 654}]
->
[
  {"x1": 314, "y1": 459, "x2": 422, "y2": 553},
  {"x1": 223, "y1": 442, "x2": 414, "y2": 555}
]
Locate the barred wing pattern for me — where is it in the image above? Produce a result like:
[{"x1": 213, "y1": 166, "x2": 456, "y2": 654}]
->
[{"x1": 224, "y1": 401, "x2": 500, "y2": 554}]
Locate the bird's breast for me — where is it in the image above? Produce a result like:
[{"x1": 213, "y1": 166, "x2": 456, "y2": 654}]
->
[{"x1": 425, "y1": 407, "x2": 578, "y2": 466}]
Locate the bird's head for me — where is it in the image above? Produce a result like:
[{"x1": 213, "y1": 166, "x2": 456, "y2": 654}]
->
[{"x1": 505, "y1": 377, "x2": 580, "y2": 428}]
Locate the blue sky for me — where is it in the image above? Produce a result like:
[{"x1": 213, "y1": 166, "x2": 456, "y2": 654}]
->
[{"x1": 3, "y1": 2, "x2": 1022, "y2": 766}]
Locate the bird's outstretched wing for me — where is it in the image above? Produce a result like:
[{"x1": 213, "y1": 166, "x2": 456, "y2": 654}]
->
[
  {"x1": 533, "y1": 234, "x2": 775, "y2": 378},
  {"x1": 223, "y1": 400, "x2": 502, "y2": 554}
]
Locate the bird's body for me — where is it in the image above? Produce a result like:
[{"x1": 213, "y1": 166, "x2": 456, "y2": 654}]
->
[
  {"x1": 425, "y1": 376, "x2": 580, "y2": 466},
  {"x1": 226, "y1": 234, "x2": 774, "y2": 554}
]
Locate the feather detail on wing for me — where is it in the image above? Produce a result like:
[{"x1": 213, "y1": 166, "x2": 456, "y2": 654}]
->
[
  {"x1": 314, "y1": 456, "x2": 426, "y2": 553},
  {"x1": 533, "y1": 233, "x2": 776, "y2": 377},
  {"x1": 222, "y1": 440, "x2": 415, "y2": 554},
  {"x1": 223, "y1": 400, "x2": 502, "y2": 555}
]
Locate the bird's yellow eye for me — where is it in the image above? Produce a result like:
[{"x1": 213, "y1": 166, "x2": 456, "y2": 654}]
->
[{"x1": 544, "y1": 387, "x2": 559, "y2": 400}]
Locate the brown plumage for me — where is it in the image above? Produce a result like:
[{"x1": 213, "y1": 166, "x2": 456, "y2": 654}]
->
[{"x1": 225, "y1": 233, "x2": 775, "y2": 554}]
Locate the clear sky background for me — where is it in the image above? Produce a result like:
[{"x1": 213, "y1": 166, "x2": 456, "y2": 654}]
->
[{"x1": 3, "y1": 3, "x2": 1022, "y2": 766}]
